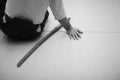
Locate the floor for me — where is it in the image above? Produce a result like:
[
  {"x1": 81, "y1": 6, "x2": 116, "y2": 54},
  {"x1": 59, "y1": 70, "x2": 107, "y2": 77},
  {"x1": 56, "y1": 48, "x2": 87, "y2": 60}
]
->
[{"x1": 0, "y1": 0, "x2": 120, "y2": 80}]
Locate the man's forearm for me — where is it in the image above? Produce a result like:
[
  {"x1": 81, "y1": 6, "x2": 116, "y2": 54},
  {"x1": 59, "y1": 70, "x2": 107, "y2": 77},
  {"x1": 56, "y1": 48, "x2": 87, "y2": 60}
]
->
[{"x1": 58, "y1": 17, "x2": 72, "y2": 31}]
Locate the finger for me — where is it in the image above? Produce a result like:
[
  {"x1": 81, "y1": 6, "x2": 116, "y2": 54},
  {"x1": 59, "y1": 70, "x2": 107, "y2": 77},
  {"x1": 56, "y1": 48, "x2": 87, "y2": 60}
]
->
[
  {"x1": 67, "y1": 32, "x2": 72, "y2": 39},
  {"x1": 71, "y1": 34, "x2": 76, "y2": 40},
  {"x1": 73, "y1": 34, "x2": 78, "y2": 40},
  {"x1": 74, "y1": 34, "x2": 79, "y2": 40},
  {"x1": 68, "y1": 18, "x2": 71, "y2": 21},
  {"x1": 77, "y1": 29, "x2": 83, "y2": 34},
  {"x1": 77, "y1": 30, "x2": 82, "y2": 39},
  {"x1": 69, "y1": 33, "x2": 72, "y2": 39},
  {"x1": 77, "y1": 33, "x2": 81, "y2": 39}
]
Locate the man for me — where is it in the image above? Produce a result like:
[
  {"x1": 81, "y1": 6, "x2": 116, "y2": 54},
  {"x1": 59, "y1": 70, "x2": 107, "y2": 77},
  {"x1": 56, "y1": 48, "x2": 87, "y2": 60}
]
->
[{"x1": 0, "y1": 0, "x2": 83, "y2": 41}]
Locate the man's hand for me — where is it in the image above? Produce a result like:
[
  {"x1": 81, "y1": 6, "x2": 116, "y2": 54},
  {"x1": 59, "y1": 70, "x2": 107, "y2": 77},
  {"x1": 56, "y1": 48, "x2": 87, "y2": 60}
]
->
[
  {"x1": 67, "y1": 27, "x2": 83, "y2": 40},
  {"x1": 58, "y1": 17, "x2": 83, "y2": 40}
]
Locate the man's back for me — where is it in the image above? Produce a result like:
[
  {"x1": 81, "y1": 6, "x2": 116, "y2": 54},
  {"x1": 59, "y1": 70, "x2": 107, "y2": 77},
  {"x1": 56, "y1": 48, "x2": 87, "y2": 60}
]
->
[{"x1": 5, "y1": 0, "x2": 50, "y2": 24}]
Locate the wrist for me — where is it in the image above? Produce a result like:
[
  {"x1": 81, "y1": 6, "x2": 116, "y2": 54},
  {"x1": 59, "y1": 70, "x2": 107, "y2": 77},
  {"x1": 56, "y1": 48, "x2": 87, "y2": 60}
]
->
[{"x1": 58, "y1": 17, "x2": 72, "y2": 31}]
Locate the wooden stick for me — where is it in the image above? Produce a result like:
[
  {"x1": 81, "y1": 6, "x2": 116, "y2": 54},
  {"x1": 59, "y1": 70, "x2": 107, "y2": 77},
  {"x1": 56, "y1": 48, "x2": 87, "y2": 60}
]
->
[{"x1": 17, "y1": 25, "x2": 62, "y2": 68}]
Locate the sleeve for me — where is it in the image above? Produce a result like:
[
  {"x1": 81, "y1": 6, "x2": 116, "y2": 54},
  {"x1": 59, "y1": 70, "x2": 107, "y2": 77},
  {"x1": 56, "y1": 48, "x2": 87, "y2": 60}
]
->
[{"x1": 49, "y1": 0, "x2": 66, "y2": 20}]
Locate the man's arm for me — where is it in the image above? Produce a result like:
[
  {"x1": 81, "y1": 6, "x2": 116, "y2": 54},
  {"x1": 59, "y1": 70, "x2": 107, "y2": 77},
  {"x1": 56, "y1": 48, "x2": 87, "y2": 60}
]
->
[
  {"x1": 50, "y1": 0, "x2": 83, "y2": 40},
  {"x1": 58, "y1": 17, "x2": 83, "y2": 40}
]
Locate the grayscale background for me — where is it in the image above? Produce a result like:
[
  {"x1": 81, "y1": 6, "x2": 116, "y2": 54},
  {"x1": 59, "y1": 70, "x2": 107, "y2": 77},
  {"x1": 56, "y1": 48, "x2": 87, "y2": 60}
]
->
[{"x1": 0, "y1": 0, "x2": 120, "y2": 80}]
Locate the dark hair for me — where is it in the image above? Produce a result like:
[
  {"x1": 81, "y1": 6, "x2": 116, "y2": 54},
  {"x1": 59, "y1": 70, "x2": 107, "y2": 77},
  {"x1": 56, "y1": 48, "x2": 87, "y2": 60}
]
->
[
  {"x1": 6, "y1": 17, "x2": 34, "y2": 29},
  {"x1": 3, "y1": 17, "x2": 38, "y2": 40}
]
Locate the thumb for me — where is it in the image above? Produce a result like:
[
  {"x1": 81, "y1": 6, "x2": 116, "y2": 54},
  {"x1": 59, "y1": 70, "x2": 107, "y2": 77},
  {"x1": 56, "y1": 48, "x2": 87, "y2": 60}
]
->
[{"x1": 66, "y1": 31, "x2": 72, "y2": 39}]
